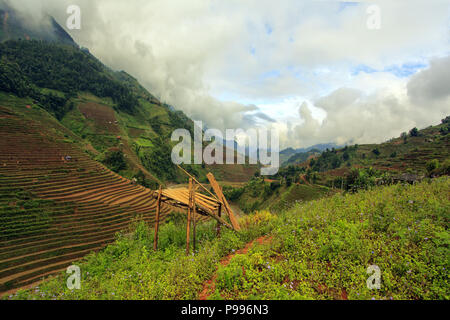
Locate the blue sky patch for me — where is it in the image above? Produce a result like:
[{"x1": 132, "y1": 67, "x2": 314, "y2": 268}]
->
[
  {"x1": 384, "y1": 62, "x2": 428, "y2": 78},
  {"x1": 338, "y1": 1, "x2": 359, "y2": 12},
  {"x1": 351, "y1": 64, "x2": 378, "y2": 76},
  {"x1": 260, "y1": 70, "x2": 281, "y2": 79},
  {"x1": 351, "y1": 62, "x2": 427, "y2": 78},
  {"x1": 265, "y1": 23, "x2": 273, "y2": 35}
]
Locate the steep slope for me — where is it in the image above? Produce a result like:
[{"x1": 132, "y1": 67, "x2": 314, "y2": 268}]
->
[
  {"x1": 0, "y1": 99, "x2": 175, "y2": 294},
  {"x1": 0, "y1": 2, "x2": 76, "y2": 45},
  {"x1": 0, "y1": 3, "x2": 259, "y2": 184},
  {"x1": 0, "y1": 39, "x2": 258, "y2": 184}
]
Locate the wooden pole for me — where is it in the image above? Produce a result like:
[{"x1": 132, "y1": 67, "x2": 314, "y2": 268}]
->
[
  {"x1": 192, "y1": 185, "x2": 197, "y2": 253},
  {"x1": 207, "y1": 173, "x2": 241, "y2": 231},
  {"x1": 177, "y1": 165, "x2": 222, "y2": 203},
  {"x1": 153, "y1": 185, "x2": 162, "y2": 251},
  {"x1": 186, "y1": 178, "x2": 193, "y2": 255},
  {"x1": 216, "y1": 203, "x2": 222, "y2": 237}
]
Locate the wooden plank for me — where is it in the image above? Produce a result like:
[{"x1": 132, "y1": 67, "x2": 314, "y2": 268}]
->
[
  {"x1": 176, "y1": 188, "x2": 218, "y2": 207},
  {"x1": 177, "y1": 165, "x2": 222, "y2": 203},
  {"x1": 153, "y1": 185, "x2": 162, "y2": 251},
  {"x1": 156, "y1": 188, "x2": 233, "y2": 230},
  {"x1": 186, "y1": 179, "x2": 193, "y2": 255},
  {"x1": 162, "y1": 188, "x2": 220, "y2": 210},
  {"x1": 216, "y1": 203, "x2": 222, "y2": 237},
  {"x1": 165, "y1": 189, "x2": 217, "y2": 212},
  {"x1": 207, "y1": 173, "x2": 241, "y2": 231},
  {"x1": 192, "y1": 184, "x2": 197, "y2": 253}
]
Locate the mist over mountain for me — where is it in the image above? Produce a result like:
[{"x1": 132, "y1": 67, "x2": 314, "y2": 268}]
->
[
  {"x1": 0, "y1": 1, "x2": 75, "y2": 45},
  {"x1": 280, "y1": 143, "x2": 341, "y2": 165},
  {"x1": 282, "y1": 143, "x2": 341, "y2": 154},
  {"x1": 2, "y1": 1, "x2": 449, "y2": 150}
]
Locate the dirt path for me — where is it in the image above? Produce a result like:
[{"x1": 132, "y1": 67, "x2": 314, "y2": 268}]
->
[{"x1": 198, "y1": 235, "x2": 272, "y2": 300}]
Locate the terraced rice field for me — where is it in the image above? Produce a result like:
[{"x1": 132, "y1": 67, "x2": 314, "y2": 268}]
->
[{"x1": 0, "y1": 105, "x2": 172, "y2": 294}]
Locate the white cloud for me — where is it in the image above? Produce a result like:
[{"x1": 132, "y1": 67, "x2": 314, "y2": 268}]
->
[
  {"x1": 4, "y1": 0, "x2": 450, "y2": 148},
  {"x1": 289, "y1": 56, "x2": 450, "y2": 148}
]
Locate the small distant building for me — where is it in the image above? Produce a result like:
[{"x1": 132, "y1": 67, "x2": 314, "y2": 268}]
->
[{"x1": 65, "y1": 155, "x2": 72, "y2": 161}]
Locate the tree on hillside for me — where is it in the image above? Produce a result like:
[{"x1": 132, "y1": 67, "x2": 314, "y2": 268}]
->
[
  {"x1": 343, "y1": 151, "x2": 350, "y2": 161},
  {"x1": 103, "y1": 149, "x2": 127, "y2": 173},
  {"x1": 140, "y1": 137, "x2": 177, "y2": 181},
  {"x1": 0, "y1": 40, "x2": 140, "y2": 115},
  {"x1": 426, "y1": 159, "x2": 440, "y2": 176},
  {"x1": 409, "y1": 127, "x2": 419, "y2": 137},
  {"x1": 372, "y1": 148, "x2": 380, "y2": 156},
  {"x1": 345, "y1": 168, "x2": 378, "y2": 193}
]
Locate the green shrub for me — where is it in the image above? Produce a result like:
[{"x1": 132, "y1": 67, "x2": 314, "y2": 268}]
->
[{"x1": 102, "y1": 149, "x2": 127, "y2": 173}]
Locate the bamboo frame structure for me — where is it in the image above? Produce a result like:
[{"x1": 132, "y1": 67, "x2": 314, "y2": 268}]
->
[
  {"x1": 155, "y1": 188, "x2": 233, "y2": 230},
  {"x1": 151, "y1": 170, "x2": 239, "y2": 254}
]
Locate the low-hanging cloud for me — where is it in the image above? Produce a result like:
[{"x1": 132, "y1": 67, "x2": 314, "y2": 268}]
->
[
  {"x1": 3, "y1": 0, "x2": 450, "y2": 149},
  {"x1": 290, "y1": 56, "x2": 450, "y2": 147}
]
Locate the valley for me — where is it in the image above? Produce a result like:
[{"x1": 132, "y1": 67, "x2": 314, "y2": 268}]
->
[{"x1": 0, "y1": 2, "x2": 448, "y2": 301}]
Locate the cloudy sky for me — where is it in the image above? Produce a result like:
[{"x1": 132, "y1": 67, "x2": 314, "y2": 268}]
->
[{"x1": 6, "y1": 0, "x2": 450, "y2": 149}]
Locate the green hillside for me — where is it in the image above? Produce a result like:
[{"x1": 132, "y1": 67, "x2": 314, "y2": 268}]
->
[
  {"x1": 223, "y1": 176, "x2": 334, "y2": 213},
  {"x1": 0, "y1": 6, "x2": 76, "y2": 45},
  {"x1": 311, "y1": 123, "x2": 449, "y2": 174},
  {"x1": 223, "y1": 119, "x2": 449, "y2": 213},
  {"x1": 282, "y1": 149, "x2": 321, "y2": 167},
  {"x1": 0, "y1": 40, "x2": 257, "y2": 185},
  {"x1": 5, "y1": 177, "x2": 448, "y2": 300}
]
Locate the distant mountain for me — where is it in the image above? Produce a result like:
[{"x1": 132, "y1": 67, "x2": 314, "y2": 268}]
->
[
  {"x1": 283, "y1": 149, "x2": 321, "y2": 167},
  {"x1": 0, "y1": 2, "x2": 76, "y2": 45},
  {"x1": 280, "y1": 143, "x2": 341, "y2": 165}
]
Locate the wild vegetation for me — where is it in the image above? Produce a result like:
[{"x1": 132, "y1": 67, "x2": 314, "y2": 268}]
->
[
  {"x1": 226, "y1": 119, "x2": 450, "y2": 211},
  {"x1": 5, "y1": 177, "x2": 449, "y2": 300},
  {"x1": 0, "y1": 40, "x2": 138, "y2": 115},
  {"x1": 0, "y1": 12, "x2": 448, "y2": 300}
]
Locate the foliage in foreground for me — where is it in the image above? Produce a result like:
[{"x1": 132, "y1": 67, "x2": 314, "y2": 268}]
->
[
  {"x1": 212, "y1": 177, "x2": 449, "y2": 300},
  {"x1": 5, "y1": 178, "x2": 449, "y2": 300},
  {"x1": 6, "y1": 212, "x2": 274, "y2": 300}
]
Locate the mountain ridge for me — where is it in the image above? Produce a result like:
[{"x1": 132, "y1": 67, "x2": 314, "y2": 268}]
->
[
  {"x1": 0, "y1": 7, "x2": 258, "y2": 185},
  {"x1": 0, "y1": 2, "x2": 76, "y2": 46}
]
